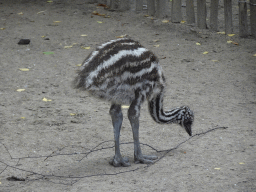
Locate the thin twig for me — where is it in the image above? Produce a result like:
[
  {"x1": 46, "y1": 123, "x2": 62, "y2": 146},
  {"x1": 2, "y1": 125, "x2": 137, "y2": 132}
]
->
[
  {"x1": 0, "y1": 126, "x2": 228, "y2": 185},
  {"x1": 0, "y1": 142, "x2": 13, "y2": 159}
]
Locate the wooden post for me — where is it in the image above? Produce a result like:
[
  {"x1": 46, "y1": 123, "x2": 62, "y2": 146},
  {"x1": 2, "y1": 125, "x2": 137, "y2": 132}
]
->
[
  {"x1": 97, "y1": 0, "x2": 107, "y2": 4},
  {"x1": 239, "y1": 1, "x2": 248, "y2": 37},
  {"x1": 147, "y1": 0, "x2": 155, "y2": 16},
  {"x1": 109, "y1": 0, "x2": 130, "y2": 11},
  {"x1": 119, "y1": 0, "x2": 130, "y2": 11},
  {"x1": 250, "y1": 0, "x2": 256, "y2": 37},
  {"x1": 171, "y1": 0, "x2": 182, "y2": 22},
  {"x1": 110, "y1": 0, "x2": 119, "y2": 10},
  {"x1": 224, "y1": 0, "x2": 233, "y2": 34},
  {"x1": 186, "y1": 0, "x2": 195, "y2": 24},
  {"x1": 197, "y1": 0, "x2": 207, "y2": 29},
  {"x1": 85, "y1": 0, "x2": 97, "y2": 3},
  {"x1": 156, "y1": 0, "x2": 169, "y2": 18},
  {"x1": 210, "y1": 0, "x2": 219, "y2": 31},
  {"x1": 136, "y1": 0, "x2": 144, "y2": 11}
]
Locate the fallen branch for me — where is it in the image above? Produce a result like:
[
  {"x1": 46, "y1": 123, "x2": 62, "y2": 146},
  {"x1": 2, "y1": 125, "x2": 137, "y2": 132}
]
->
[{"x1": 0, "y1": 126, "x2": 228, "y2": 186}]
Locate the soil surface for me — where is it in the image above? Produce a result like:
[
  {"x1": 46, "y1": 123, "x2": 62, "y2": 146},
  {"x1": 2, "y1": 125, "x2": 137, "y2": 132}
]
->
[{"x1": 0, "y1": 1, "x2": 255, "y2": 191}]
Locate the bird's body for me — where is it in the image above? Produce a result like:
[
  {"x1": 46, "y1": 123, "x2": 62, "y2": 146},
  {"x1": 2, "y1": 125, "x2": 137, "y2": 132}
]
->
[
  {"x1": 73, "y1": 38, "x2": 194, "y2": 167},
  {"x1": 74, "y1": 38, "x2": 164, "y2": 105}
]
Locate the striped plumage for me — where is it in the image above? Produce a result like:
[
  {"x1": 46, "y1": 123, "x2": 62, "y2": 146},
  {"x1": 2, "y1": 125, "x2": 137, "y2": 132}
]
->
[
  {"x1": 73, "y1": 38, "x2": 194, "y2": 167},
  {"x1": 73, "y1": 38, "x2": 164, "y2": 106}
]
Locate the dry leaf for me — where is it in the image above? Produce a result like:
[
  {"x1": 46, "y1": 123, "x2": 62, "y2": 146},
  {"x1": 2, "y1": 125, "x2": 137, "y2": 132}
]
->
[
  {"x1": 239, "y1": 162, "x2": 245, "y2": 164},
  {"x1": 92, "y1": 11, "x2": 106, "y2": 16},
  {"x1": 180, "y1": 20, "x2": 186, "y2": 24},
  {"x1": 97, "y1": 21, "x2": 103, "y2": 23},
  {"x1": 54, "y1": 21, "x2": 61, "y2": 23},
  {"x1": 217, "y1": 32, "x2": 225, "y2": 34},
  {"x1": 203, "y1": 51, "x2": 208, "y2": 54},
  {"x1": 70, "y1": 113, "x2": 76, "y2": 116},
  {"x1": 17, "y1": 89, "x2": 25, "y2": 92},
  {"x1": 122, "y1": 105, "x2": 129, "y2": 109},
  {"x1": 227, "y1": 41, "x2": 239, "y2": 45},
  {"x1": 196, "y1": 42, "x2": 201, "y2": 45},
  {"x1": 144, "y1": 15, "x2": 149, "y2": 17},
  {"x1": 154, "y1": 45, "x2": 160, "y2": 48},
  {"x1": 228, "y1": 34, "x2": 235, "y2": 37},
  {"x1": 37, "y1": 11, "x2": 45, "y2": 14},
  {"x1": 21, "y1": 117, "x2": 26, "y2": 119},
  {"x1": 81, "y1": 34, "x2": 88, "y2": 37},
  {"x1": 116, "y1": 34, "x2": 127, "y2": 38},
  {"x1": 64, "y1": 45, "x2": 73, "y2": 48},
  {"x1": 76, "y1": 64, "x2": 82, "y2": 67},
  {"x1": 97, "y1": 3, "x2": 108, "y2": 8},
  {"x1": 232, "y1": 41, "x2": 239, "y2": 45},
  {"x1": 0, "y1": 28, "x2": 5, "y2": 30},
  {"x1": 81, "y1": 46, "x2": 91, "y2": 49},
  {"x1": 253, "y1": 54, "x2": 256, "y2": 57},
  {"x1": 42, "y1": 97, "x2": 52, "y2": 102},
  {"x1": 18, "y1": 12, "x2": 23, "y2": 15},
  {"x1": 162, "y1": 20, "x2": 169, "y2": 23},
  {"x1": 214, "y1": 168, "x2": 221, "y2": 170},
  {"x1": 19, "y1": 68, "x2": 29, "y2": 71}
]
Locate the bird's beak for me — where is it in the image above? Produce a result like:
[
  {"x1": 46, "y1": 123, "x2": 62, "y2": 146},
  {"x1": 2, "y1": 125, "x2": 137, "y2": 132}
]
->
[{"x1": 184, "y1": 124, "x2": 192, "y2": 136}]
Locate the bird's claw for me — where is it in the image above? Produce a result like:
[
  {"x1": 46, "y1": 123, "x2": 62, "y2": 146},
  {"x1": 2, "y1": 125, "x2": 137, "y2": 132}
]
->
[
  {"x1": 109, "y1": 156, "x2": 131, "y2": 167},
  {"x1": 134, "y1": 155, "x2": 158, "y2": 164}
]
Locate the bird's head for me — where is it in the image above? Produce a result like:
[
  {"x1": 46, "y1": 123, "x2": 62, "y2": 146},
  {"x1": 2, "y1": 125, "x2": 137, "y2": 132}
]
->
[{"x1": 178, "y1": 106, "x2": 194, "y2": 136}]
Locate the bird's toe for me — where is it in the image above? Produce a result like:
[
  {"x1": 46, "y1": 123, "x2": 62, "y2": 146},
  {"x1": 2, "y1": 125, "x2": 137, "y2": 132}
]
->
[
  {"x1": 134, "y1": 155, "x2": 158, "y2": 164},
  {"x1": 109, "y1": 156, "x2": 131, "y2": 167}
]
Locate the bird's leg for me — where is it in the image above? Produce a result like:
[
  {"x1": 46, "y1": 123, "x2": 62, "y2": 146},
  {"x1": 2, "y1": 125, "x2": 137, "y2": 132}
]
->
[
  {"x1": 128, "y1": 96, "x2": 158, "y2": 164},
  {"x1": 109, "y1": 104, "x2": 130, "y2": 167}
]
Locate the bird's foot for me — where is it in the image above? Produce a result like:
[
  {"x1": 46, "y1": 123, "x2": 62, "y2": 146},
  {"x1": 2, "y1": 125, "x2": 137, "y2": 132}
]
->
[
  {"x1": 134, "y1": 155, "x2": 158, "y2": 164},
  {"x1": 109, "y1": 156, "x2": 131, "y2": 167}
]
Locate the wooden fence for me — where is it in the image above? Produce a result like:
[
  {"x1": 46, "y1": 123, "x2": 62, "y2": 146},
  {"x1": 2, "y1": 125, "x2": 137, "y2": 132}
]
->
[{"x1": 87, "y1": 0, "x2": 256, "y2": 38}]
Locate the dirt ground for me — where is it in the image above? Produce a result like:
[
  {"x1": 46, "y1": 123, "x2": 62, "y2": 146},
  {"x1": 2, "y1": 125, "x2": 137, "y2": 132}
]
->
[{"x1": 0, "y1": 1, "x2": 256, "y2": 191}]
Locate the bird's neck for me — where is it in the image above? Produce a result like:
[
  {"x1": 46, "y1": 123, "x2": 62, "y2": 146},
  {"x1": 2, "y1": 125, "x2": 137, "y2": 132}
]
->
[{"x1": 148, "y1": 93, "x2": 182, "y2": 124}]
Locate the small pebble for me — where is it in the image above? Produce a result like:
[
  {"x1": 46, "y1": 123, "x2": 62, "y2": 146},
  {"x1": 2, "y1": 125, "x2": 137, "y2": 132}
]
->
[{"x1": 18, "y1": 39, "x2": 30, "y2": 45}]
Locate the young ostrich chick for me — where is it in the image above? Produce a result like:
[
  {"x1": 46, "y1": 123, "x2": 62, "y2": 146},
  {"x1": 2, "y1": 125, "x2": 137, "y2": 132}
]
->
[{"x1": 73, "y1": 38, "x2": 194, "y2": 167}]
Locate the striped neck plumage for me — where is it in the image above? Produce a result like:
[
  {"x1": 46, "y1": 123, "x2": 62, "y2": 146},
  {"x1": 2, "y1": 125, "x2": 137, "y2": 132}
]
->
[
  {"x1": 148, "y1": 93, "x2": 194, "y2": 136},
  {"x1": 148, "y1": 93, "x2": 180, "y2": 124}
]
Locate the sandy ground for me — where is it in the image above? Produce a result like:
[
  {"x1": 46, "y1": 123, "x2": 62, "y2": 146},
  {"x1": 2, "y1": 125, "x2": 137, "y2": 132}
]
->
[{"x1": 0, "y1": 1, "x2": 256, "y2": 191}]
